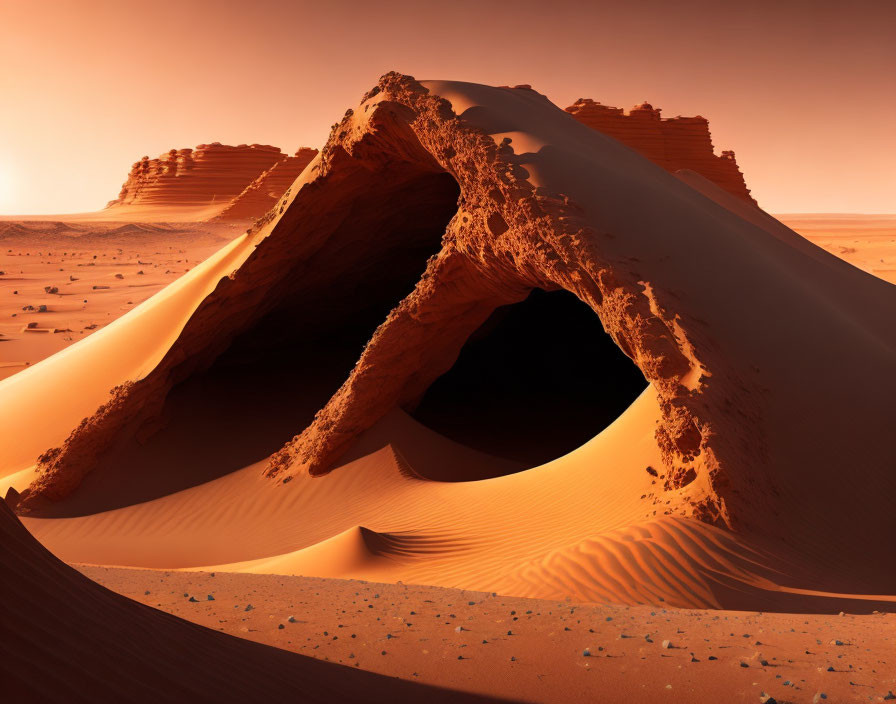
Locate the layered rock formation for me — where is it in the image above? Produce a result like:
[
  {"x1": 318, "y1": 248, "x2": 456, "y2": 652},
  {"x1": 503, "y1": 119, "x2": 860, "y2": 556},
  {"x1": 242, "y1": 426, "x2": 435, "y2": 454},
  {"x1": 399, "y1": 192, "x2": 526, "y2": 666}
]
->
[
  {"x1": 9, "y1": 75, "x2": 895, "y2": 593},
  {"x1": 214, "y1": 148, "x2": 318, "y2": 220},
  {"x1": 565, "y1": 99, "x2": 755, "y2": 204},
  {"x1": 106, "y1": 143, "x2": 317, "y2": 220}
]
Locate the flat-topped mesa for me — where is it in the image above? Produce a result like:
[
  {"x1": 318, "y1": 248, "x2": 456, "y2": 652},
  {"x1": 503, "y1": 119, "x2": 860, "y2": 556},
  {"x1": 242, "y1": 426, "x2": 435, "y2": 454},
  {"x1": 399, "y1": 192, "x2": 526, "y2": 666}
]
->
[
  {"x1": 214, "y1": 147, "x2": 319, "y2": 221},
  {"x1": 105, "y1": 143, "x2": 318, "y2": 218},
  {"x1": 566, "y1": 99, "x2": 755, "y2": 205}
]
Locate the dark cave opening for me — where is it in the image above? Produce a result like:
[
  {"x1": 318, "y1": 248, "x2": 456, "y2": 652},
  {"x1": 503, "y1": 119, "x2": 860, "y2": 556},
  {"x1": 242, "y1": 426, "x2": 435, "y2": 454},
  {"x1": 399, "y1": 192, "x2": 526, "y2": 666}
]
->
[
  {"x1": 411, "y1": 288, "x2": 649, "y2": 469},
  {"x1": 48, "y1": 169, "x2": 461, "y2": 516},
  {"x1": 45, "y1": 164, "x2": 646, "y2": 515},
  {"x1": 137, "y1": 171, "x2": 462, "y2": 479}
]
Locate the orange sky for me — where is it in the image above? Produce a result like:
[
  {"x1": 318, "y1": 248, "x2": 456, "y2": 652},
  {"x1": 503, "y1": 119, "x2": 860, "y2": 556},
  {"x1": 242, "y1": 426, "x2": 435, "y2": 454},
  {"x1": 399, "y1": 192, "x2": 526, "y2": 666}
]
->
[{"x1": 1, "y1": 0, "x2": 893, "y2": 215}]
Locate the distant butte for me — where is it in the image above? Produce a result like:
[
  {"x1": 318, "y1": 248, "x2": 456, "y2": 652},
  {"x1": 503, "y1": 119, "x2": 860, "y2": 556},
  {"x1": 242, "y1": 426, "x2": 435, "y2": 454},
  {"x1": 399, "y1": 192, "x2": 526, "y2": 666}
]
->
[
  {"x1": 105, "y1": 143, "x2": 318, "y2": 220},
  {"x1": 565, "y1": 99, "x2": 755, "y2": 204}
]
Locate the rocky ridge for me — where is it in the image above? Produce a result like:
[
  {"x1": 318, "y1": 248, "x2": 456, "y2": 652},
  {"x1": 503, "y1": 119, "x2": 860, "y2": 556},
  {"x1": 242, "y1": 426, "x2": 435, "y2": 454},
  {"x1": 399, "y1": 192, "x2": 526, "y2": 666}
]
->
[{"x1": 565, "y1": 99, "x2": 754, "y2": 204}]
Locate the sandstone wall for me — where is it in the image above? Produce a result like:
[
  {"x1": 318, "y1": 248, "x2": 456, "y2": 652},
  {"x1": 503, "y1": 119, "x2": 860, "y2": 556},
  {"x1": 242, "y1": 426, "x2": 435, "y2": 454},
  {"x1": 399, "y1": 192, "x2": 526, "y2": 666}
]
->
[
  {"x1": 106, "y1": 143, "x2": 317, "y2": 219},
  {"x1": 566, "y1": 100, "x2": 755, "y2": 204}
]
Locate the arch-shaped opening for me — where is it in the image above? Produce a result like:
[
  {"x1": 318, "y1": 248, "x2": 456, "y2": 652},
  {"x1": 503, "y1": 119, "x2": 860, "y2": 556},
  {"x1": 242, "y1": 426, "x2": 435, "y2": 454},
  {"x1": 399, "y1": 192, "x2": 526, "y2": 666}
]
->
[
  {"x1": 411, "y1": 288, "x2": 648, "y2": 474},
  {"x1": 41, "y1": 168, "x2": 461, "y2": 516}
]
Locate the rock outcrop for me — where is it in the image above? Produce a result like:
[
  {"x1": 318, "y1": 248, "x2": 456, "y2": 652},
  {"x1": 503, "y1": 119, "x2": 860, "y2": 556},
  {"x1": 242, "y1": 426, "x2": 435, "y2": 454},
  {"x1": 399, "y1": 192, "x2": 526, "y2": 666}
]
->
[
  {"x1": 12, "y1": 75, "x2": 895, "y2": 590},
  {"x1": 565, "y1": 99, "x2": 755, "y2": 204},
  {"x1": 106, "y1": 143, "x2": 317, "y2": 220},
  {"x1": 214, "y1": 148, "x2": 318, "y2": 220}
]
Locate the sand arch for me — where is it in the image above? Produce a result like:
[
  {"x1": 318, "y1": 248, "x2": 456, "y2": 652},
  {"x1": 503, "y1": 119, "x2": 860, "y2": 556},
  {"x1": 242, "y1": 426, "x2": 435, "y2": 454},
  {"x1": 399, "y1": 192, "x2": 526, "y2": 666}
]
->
[
  {"x1": 6, "y1": 75, "x2": 895, "y2": 596},
  {"x1": 19, "y1": 74, "x2": 705, "y2": 514}
]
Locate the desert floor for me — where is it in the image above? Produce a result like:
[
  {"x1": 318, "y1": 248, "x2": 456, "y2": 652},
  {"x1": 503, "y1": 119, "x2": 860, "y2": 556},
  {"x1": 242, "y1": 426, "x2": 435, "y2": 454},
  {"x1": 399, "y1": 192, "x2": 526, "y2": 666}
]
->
[
  {"x1": 776, "y1": 214, "x2": 896, "y2": 285},
  {"x1": 0, "y1": 220, "x2": 244, "y2": 381},
  {"x1": 3, "y1": 214, "x2": 895, "y2": 703},
  {"x1": 82, "y1": 567, "x2": 896, "y2": 704}
]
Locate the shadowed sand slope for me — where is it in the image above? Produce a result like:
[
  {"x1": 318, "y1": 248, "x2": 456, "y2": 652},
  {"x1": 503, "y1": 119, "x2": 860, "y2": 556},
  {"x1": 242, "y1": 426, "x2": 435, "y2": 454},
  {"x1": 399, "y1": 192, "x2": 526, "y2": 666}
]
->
[
  {"x1": 2, "y1": 74, "x2": 895, "y2": 615},
  {"x1": 0, "y1": 500, "x2": 505, "y2": 703},
  {"x1": 24, "y1": 403, "x2": 896, "y2": 613}
]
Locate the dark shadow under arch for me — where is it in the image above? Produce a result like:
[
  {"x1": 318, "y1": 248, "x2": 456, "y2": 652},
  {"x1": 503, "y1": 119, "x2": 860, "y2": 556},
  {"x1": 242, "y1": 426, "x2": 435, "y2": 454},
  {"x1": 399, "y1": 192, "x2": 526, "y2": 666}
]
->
[{"x1": 411, "y1": 288, "x2": 648, "y2": 469}]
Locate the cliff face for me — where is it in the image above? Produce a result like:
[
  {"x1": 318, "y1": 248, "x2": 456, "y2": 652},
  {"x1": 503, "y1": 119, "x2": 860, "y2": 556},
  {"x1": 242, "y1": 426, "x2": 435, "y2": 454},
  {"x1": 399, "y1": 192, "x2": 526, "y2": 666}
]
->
[
  {"x1": 214, "y1": 148, "x2": 318, "y2": 220},
  {"x1": 106, "y1": 143, "x2": 317, "y2": 219},
  {"x1": 565, "y1": 99, "x2": 755, "y2": 205}
]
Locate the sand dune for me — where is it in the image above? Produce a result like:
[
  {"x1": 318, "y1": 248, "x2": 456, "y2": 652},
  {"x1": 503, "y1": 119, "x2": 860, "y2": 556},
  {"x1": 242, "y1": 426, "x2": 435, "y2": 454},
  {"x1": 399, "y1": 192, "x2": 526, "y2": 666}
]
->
[
  {"x1": 0, "y1": 499, "x2": 502, "y2": 703},
  {"x1": 22, "y1": 400, "x2": 896, "y2": 614},
  {"x1": 2, "y1": 74, "x2": 895, "y2": 636}
]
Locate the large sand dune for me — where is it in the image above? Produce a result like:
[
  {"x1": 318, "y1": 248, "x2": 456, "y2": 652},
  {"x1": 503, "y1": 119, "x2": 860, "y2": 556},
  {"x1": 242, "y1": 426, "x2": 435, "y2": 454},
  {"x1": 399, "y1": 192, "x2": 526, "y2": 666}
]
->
[
  {"x1": 0, "y1": 499, "x2": 501, "y2": 703},
  {"x1": 2, "y1": 73, "x2": 894, "y2": 643}
]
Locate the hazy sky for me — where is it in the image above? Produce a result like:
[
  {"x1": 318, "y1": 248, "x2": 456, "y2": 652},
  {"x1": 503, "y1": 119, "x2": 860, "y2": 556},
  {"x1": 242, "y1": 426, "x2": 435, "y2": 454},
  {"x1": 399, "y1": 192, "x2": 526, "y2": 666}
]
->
[{"x1": 1, "y1": 0, "x2": 893, "y2": 214}]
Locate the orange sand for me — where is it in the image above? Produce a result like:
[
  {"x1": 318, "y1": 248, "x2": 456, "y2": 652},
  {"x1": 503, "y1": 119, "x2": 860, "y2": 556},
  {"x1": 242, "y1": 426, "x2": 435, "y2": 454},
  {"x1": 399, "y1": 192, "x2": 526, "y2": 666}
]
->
[
  {"x1": 82, "y1": 566, "x2": 896, "y2": 704},
  {"x1": 776, "y1": 214, "x2": 896, "y2": 284}
]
